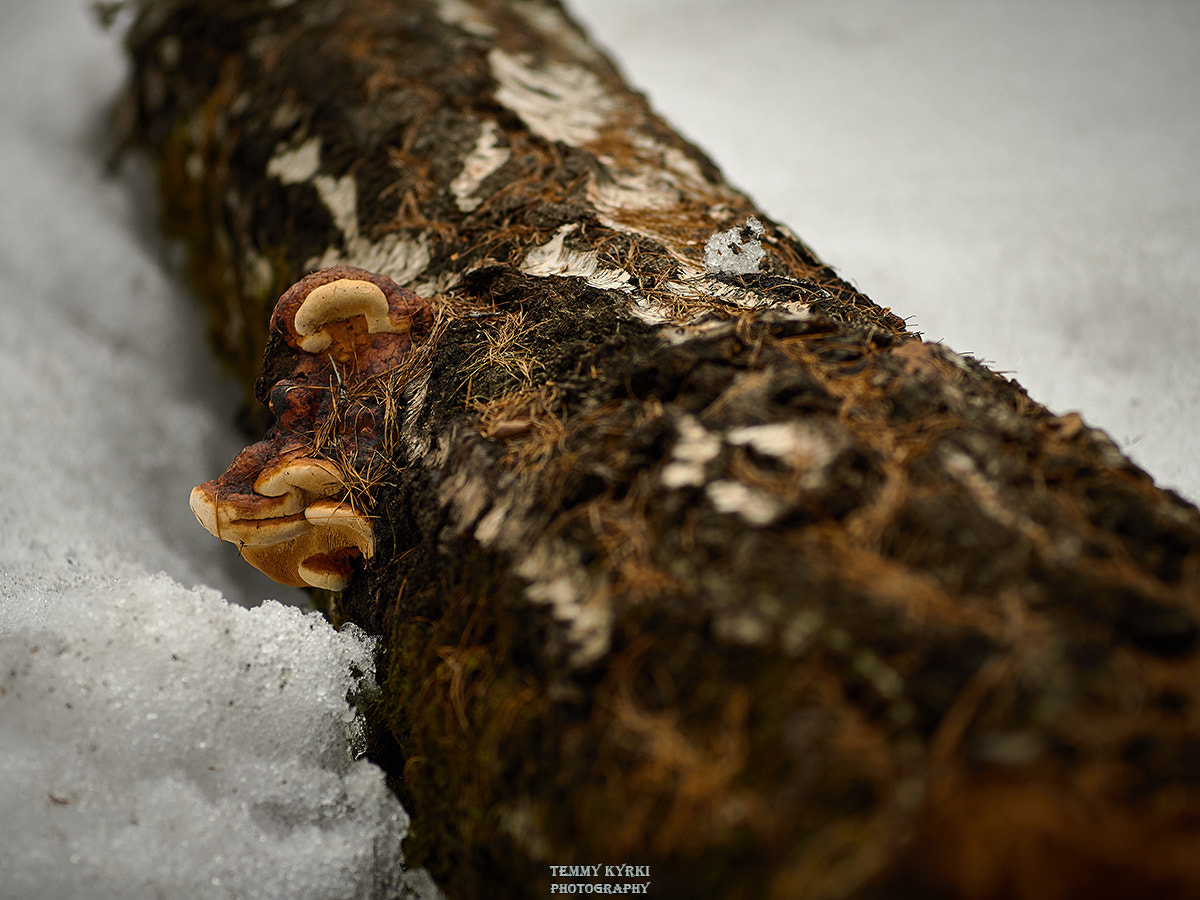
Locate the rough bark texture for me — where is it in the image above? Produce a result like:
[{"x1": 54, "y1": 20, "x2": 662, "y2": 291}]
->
[{"x1": 125, "y1": 1, "x2": 1200, "y2": 898}]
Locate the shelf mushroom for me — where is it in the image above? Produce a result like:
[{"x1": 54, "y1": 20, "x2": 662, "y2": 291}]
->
[{"x1": 190, "y1": 265, "x2": 431, "y2": 591}]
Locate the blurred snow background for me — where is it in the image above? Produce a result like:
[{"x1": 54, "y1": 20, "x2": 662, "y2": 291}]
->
[{"x1": 0, "y1": 0, "x2": 1196, "y2": 897}]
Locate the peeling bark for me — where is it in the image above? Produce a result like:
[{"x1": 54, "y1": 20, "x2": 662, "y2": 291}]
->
[{"x1": 125, "y1": 2, "x2": 1200, "y2": 898}]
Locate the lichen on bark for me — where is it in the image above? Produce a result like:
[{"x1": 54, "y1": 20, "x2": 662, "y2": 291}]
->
[{"x1": 125, "y1": 1, "x2": 1200, "y2": 898}]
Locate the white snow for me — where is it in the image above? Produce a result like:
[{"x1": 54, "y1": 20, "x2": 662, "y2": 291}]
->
[
  {"x1": 0, "y1": 580, "x2": 412, "y2": 900},
  {"x1": 0, "y1": 0, "x2": 1197, "y2": 896}
]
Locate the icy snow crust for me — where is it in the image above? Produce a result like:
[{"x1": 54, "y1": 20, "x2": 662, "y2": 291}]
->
[{"x1": 0, "y1": 582, "x2": 409, "y2": 900}]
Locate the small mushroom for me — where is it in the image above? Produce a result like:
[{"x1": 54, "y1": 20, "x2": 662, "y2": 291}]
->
[{"x1": 190, "y1": 265, "x2": 431, "y2": 591}]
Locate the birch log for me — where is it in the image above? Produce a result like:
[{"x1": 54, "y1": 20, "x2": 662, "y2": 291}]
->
[{"x1": 125, "y1": 1, "x2": 1200, "y2": 898}]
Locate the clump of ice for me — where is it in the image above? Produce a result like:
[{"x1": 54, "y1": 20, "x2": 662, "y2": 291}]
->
[
  {"x1": 704, "y1": 216, "x2": 766, "y2": 275},
  {"x1": 0, "y1": 575, "x2": 420, "y2": 900}
]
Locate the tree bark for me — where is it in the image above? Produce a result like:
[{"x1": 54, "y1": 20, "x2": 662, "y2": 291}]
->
[{"x1": 125, "y1": 1, "x2": 1200, "y2": 898}]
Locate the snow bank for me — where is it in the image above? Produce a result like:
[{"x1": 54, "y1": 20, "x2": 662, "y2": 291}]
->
[{"x1": 0, "y1": 578, "x2": 411, "y2": 900}]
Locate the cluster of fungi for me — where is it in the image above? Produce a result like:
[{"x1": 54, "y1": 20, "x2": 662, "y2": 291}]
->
[{"x1": 189, "y1": 265, "x2": 430, "y2": 591}]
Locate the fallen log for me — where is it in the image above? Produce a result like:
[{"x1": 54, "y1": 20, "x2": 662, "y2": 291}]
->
[{"x1": 124, "y1": 1, "x2": 1200, "y2": 897}]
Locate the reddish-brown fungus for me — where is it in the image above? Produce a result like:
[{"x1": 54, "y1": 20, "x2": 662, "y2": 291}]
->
[{"x1": 190, "y1": 265, "x2": 431, "y2": 591}]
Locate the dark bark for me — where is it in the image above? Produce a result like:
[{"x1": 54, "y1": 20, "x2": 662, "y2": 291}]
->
[{"x1": 125, "y1": 1, "x2": 1200, "y2": 898}]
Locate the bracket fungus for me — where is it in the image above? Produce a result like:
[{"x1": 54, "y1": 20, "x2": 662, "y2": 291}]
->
[{"x1": 190, "y1": 265, "x2": 431, "y2": 591}]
